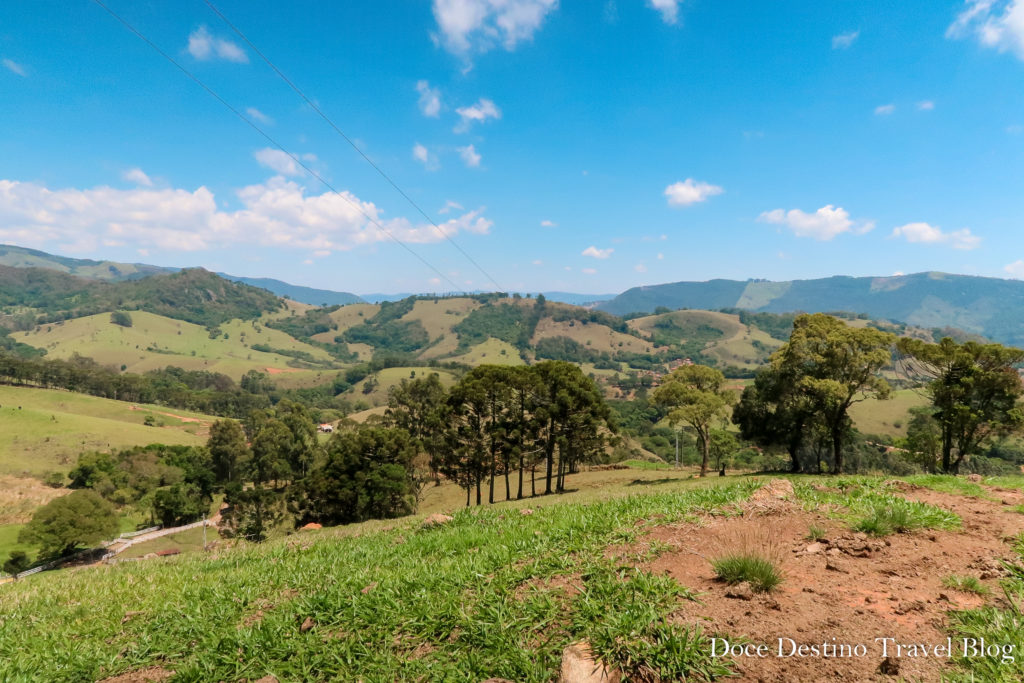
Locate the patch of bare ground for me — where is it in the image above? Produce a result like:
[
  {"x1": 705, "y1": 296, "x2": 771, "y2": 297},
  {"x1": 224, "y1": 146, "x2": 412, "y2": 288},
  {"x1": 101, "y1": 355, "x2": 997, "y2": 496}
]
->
[
  {"x1": 97, "y1": 667, "x2": 174, "y2": 683},
  {"x1": 0, "y1": 474, "x2": 68, "y2": 524},
  {"x1": 630, "y1": 484, "x2": 1024, "y2": 682}
]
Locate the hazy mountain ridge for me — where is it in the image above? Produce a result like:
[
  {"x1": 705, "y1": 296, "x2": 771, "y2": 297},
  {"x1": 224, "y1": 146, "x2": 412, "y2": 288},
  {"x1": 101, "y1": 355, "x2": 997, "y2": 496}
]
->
[{"x1": 600, "y1": 272, "x2": 1024, "y2": 346}]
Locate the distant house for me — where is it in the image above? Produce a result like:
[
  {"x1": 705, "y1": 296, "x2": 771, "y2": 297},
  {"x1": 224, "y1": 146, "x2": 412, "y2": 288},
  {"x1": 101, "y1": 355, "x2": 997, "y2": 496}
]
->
[{"x1": 318, "y1": 423, "x2": 334, "y2": 433}]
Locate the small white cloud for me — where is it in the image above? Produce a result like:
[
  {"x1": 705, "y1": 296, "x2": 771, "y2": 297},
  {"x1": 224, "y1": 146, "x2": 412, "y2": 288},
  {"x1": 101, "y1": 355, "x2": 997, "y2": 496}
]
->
[
  {"x1": 947, "y1": 0, "x2": 1024, "y2": 61},
  {"x1": 540, "y1": 219, "x2": 557, "y2": 227},
  {"x1": 917, "y1": 100, "x2": 935, "y2": 111},
  {"x1": 893, "y1": 271, "x2": 905, "y2": 276},
  {"x1": 431, "y1": 0, "x2": 558, "y2": 55},
  {"x1": 634, "y1": 263, "x2": 648, "y2": 273},
  {"x1": 890, "y1": 222, "x2": 981, "y2": 250},
  {"x1": 412, "y1": 143, "x2": 439, "y2": 171},
  {"x1": 415, "y1": 80, "x2": 441, "y2": 117},
  {"x1": 664, "y1": 178, "x2": 724, "y2": 207},
  {"x1": 582, "y1": 246, "x2": 614, "y2": 259},
  {"x1": 455, "y1": 98, "x2": 501, "y2": 132},
  {"x1": 758, "y1": 204, "x2": 874, "y2": 241},
  {"x1": 2, "y1": 58, "x2": 27, "y2": 77},
  {"x1": 1005, "y1": 260, "x2": 1024, "y2": 278},
  {"x1": 581, "y1": 267, "x2": 597, "y2": 275},
  {"x1": 121, "y1": 168, "x2": 154, "y2": 187},
  {"x1": 646, "y1": 0, "x2": 681, "y2": 24},
  {"x1": 187, "y1": 25, "x2": 248, "y2": 63},
  {"x1": 532, "y1": 259, "x2": 543, "y2": 266},
  {"x1": 429, "y1": 277, "x2": 443, "y2": 286},
  {"x1": 564, "y1": 266, "x2": 572, "y2": 271},
  {"x1": 253, "y1": 148, "x2": 301, "y2": 176},
  {"x1": 832, "y1": 30, "x2": 860, "y2": 49},
  {"x1": 439, "y1": 199, "x2": 464, "y2": 214},
  {"x1": 874, "y1": 104, "x2": 895, "y2": 115},
  {"x1": 246, "y1": 107, "x2": 273, "y2": 124},
  {"x1": 458, "y1": 144, "x2": 482, "y2": 168},
  {"x1": 657, "y1": 252, "x2": 664, "y2": 260}
]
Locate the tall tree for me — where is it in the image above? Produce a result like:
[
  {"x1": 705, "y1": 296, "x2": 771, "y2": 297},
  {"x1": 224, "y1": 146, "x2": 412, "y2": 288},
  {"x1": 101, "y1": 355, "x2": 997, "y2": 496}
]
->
[
  {"x1": 207, "y1": 419, "x2": 250, "y2": 486},
  {"x1": 18, "y1": 490, "x2": 119, "y2": 558},
  {"x1": 775, "y1": 314, "x2": 894, "y2": 474},
  {"x1": 897, "y1": 337, "x2": 1024, "y2": 472},
  {"x1": 733, "y1": 360, "x2": 818, "y2": 473},
  {"x1": 653, "y1": 364, "x2": 733, "y2": 477},
  {"x1": 384, "y1": 373, "x2": 448, "y2": 485}
]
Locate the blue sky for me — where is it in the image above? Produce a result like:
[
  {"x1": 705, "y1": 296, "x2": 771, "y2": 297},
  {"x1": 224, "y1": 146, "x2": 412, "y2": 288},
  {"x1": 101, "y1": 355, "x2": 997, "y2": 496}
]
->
[{"x1": 2, "y1": 0, "x2": 1024, "y2": 294}]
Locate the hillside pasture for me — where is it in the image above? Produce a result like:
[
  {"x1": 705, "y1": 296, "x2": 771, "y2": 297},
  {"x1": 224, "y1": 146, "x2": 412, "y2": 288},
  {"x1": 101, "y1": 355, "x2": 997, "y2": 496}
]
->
[
  {"x1": 10, "y1": 312, "x2": 332, "y2": 380},
  {"x1": 352, "y1": 366, "x2": 460, "y2": 406},
  {"x1": 0, "y1": 386, "x2": 208, "y2": 476},
  {"x1": 532, "y1": 318, "x2": 656, "y2": 355},
  {"x1": 849, "y1": 388, "x2": 929, "y2": 438},
  {"x1": 447, "y1": 337, "x2": 524, "y2": 366},
  {"x1": 409, "y1": 298, "x2": 482, "y2": 359}
]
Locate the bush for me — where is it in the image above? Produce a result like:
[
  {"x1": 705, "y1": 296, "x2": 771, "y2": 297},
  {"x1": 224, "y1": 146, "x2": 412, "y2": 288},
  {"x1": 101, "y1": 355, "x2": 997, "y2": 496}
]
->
[
  {"x1": 18, "y1": 490, "x2": 119, "y2": 558},
  {"x1": 3, "y1": 550, "x2": 31, "y2": 576},
  {"x1": 711, "y1": 552, "x2": 783, "y2": 593},
  {"x1": 110, "y1": 311, "x2": 133, "y2": 328}
]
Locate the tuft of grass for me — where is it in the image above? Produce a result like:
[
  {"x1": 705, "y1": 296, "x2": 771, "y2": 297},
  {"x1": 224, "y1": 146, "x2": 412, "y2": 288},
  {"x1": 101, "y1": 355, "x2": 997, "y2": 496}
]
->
[
  {"x1": 942, "y1": 574, "x2": 991, "y2": 596},
  {"x1": 854, "y1": 496, "x2": 960, "y2": 536},
  {"x1": 904, "y1": 474, "x2": 991, "y2": 499},
  {"x1": 806, "y1": 525, "x2": 827, "y2": 541},
  {"x1": 711, "y1": 552, "x2": 783, "y2": 593}
]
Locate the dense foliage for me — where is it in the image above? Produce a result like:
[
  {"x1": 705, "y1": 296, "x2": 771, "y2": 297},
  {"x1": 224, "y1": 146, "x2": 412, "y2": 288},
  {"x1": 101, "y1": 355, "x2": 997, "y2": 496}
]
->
[{"x1": 18, "y1": 490, "x2": 119, "y2": 558}]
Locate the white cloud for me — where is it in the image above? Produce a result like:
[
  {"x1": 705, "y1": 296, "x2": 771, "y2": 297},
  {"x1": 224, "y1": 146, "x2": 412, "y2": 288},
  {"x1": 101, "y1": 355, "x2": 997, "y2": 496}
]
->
[
  {"x1": 758, "y1": 204, "x2": 874, "y2": 241},
  {"x1": 540, "y1": 219, "x2": 557, "y2": 227},
  {"x1": 646, "y1": 0, "x2": 681, "y2": 25},
  {"x1": 917, "y1": 100, "x2": 935, "y2": 111},
  {"x1": 582, "y1": 245, "x2": 613, "y2": 259},
  {"x1": 874, "y1": 104, "x2": 895, "y2": 115},
  {"x1": 634, "y1": 263, "x2": 648, "y2": 273},
  {"x1": 246, "y1": 107, "x2": 273, "y2": 124},
  {"x1": 832, "y1": 30, "x2": 860, "y2": 49},
  {"x1": 254, "y1": 148, "x2": 302, "y2": 176},
  {"x1": 431, "y1": 0, "x2": 558, "y2": 55},
  {"x1": 2, "y1": 58, "x2": 26, "y2": 77},
  {"x1": 890, "y1": 222, "x2": 981, "y2": 250},
  {"x1": 0, "y1": 177, "x2": 492, "y2": 255},
  {"x1": 412, "y1": 143, "x2": 439, "y2": 171},
  {"x1": 947, "y1": 0, "x2": 1024, "y2": 60},
  {"x1": 121, "y1": 168, "x2": 153, "y2": 187},
  {"x1": 439, "y1": 199, "x2": 464, "y2": 214},
  {"x1": 187, "y1": 25, "x2": 248, "y2": 63},
  {"x1": 455, "y1": 98, "x2": 501, "y2": 132},
  {"x1": 581, "y1": 267, "x2": 597, "y2": 275},
  {"x1": 416, "y1": 80, "x2": 442, "y2": 117},
  {"x1": 664, "y1": 178, "x2": 724, "y2": 207},
  {"x1": 532, "y1": 259, "x2": 543, "y2": 265},
  {"x1": 458, "y1": 144, "x2": 482, "y2": 168},
  {"x1": 657, "y1": 252, "x2": 664, "y2": 260},
  {"x1": 1005, "y1": 260, "x2": 1024, "y2": 278}
]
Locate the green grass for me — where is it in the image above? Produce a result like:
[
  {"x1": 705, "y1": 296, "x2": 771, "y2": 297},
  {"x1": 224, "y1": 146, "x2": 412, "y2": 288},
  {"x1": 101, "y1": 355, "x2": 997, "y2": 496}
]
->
[
  {"x1": 0, "y1": 523, "x2": 29, "y2": 566},
  {"x1": 854, "y1": 496, "x2": 960, "y2": 536},
  {"x1": 0, "y1": 480, "x2": 758, "y2": 681},
  {"x1": 847, "y1": 388, "x2": 928, "y2": 438},
  {"x1": 903, "y1": 474, "x2": 992, "y2": 499},
  {"x1": 946, "y1": 550, "x2": 1024, "y2": 682},
  {"x1": 0, "y1": 386, "x2": 208, "y2": 476},
  {"x1": 942, "y1": 574, "x2": 991, "y2": 596},
  {"x1": 10, "y1": 311, "x2": 334, "y2": 380},
  {"x1": 618, "y1": 459, "x2": 672, "y2": 470},
  {"x1": 806, "y1": 525, "x2": 827, "y2": 541},
  {"x1": 711, "y1": 553, "x2": 783, "y2": 593}
]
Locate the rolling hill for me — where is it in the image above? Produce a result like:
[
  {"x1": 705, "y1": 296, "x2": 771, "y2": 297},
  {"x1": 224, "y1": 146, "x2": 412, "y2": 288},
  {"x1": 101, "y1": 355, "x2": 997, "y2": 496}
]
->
[{"x1": 599, "y1": 272, "x2": 1024, "y2": 346}]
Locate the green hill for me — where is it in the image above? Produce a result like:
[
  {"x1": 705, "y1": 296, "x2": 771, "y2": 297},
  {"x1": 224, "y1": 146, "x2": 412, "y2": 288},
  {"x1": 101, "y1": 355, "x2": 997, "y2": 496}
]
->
[
  {"x1": 0, "y1": 244, "x2": 173, "y2": 281},
  {"x1": 599, "y1": 272, "x2": 1024, "y2": 346}
]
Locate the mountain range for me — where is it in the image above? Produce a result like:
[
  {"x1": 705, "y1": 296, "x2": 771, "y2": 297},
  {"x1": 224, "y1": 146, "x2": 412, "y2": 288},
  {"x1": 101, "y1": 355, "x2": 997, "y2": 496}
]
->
[{"x1": 2, "y1": 244, "x2": 1023, "y2": 346}]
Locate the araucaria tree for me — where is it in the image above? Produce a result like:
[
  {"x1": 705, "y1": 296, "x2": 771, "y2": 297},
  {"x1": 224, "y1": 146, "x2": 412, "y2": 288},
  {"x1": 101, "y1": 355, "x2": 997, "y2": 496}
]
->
[
  {"x1": 384, "y1": 373, "x2": 448, "y2": 486},
  {"x1": 897, "y1": 337, "x2": 1024, "y2": 473},
  {"x1": 652, "y1": 364, "x2": 733, "y2": 477},
  {"x1": 775, "y1": 314, "x2": 894, "y2": 474}
]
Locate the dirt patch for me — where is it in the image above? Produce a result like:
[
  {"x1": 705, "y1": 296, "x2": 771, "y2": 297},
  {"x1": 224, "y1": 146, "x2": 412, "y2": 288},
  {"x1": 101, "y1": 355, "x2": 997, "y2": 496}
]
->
[
  {"x1": 97, "y1": 667, "x2": 174, "y2": 683},
  {"x1": 0, "y1": 475, "x2": 68, "y2": 524},
  {"x1": 634, "y1": 487, "x2": 1024, "y2": 682}
]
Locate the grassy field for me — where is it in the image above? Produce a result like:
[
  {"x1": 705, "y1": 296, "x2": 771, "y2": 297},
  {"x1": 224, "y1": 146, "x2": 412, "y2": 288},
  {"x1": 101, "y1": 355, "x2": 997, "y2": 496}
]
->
[
  {"x1": 532, "y1": 317, "x2": 656, "y2": 355},
  {"x1": 848, "y1": 388, "x2": 928, "y2": 438},
  {"x1": 448, "y1": 337, "x2": 524, "y2": 366},
  {"x1": 0, "y1": 386, "x2": 209, "y2": 476},
  {"x1": 352, "y1": 366, "x2": 460, "y2": 406},
  {"x1": 10, "y1": 311, "x2": 333, "y2": 380},
  {"x1": 1, "y1": 472, "x2": 1013, "y2": 681}
]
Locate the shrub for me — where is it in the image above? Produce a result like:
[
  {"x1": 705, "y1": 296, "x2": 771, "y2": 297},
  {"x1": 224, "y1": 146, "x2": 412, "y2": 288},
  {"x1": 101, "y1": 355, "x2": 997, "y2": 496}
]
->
[{"x1": 110, "y1": 311, "x2": 133, "y2": 327}]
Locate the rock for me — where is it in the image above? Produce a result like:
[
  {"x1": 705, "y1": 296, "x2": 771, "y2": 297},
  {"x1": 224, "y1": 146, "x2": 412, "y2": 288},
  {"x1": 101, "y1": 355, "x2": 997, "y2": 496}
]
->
[
  {"x1": 825, "y1": 557, "x2": 848, "y2": 573},
  {"x1": 299, "y1": 617, "x2": 316, "y2": 633},
  {"x1": 878, "y1": 656, "x2": 900, "y2": 676},
  {"x1": 804, "y1": 542, "x2": 825, "y2": 554},
  {"x1": 559, "y1": 642, "x2": 620, "y2": 683},
  {"x1": 725, "y1": 582, "x2": 755, "y2": 600},
  {"x1": 421, "y1": 513, "x2": 454, "y2": 528}
]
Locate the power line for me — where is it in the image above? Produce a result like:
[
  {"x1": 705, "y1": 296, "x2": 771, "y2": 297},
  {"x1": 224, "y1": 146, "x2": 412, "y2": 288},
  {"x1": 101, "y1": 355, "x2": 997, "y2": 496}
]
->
[
  {"x1": 202, "y1": 0, "x2": 505, "y2": 293},
  {"x1": 91, "y1": 0, "x2": 465, "y2": 294}
]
